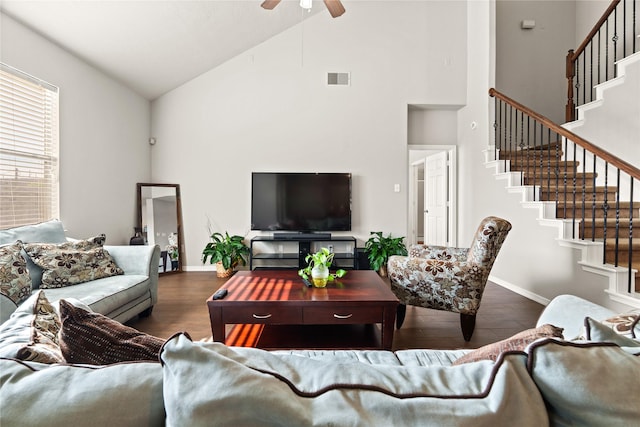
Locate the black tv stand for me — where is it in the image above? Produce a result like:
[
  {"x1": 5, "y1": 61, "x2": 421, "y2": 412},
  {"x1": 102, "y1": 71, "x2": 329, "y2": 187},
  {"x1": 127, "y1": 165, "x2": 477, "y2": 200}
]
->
[
  {"x1": 273, "y1": 232, "x2": 331, "y2": 240},
  {"x1": 250, "y1": 235, "x2": 355, "y2": 270}
]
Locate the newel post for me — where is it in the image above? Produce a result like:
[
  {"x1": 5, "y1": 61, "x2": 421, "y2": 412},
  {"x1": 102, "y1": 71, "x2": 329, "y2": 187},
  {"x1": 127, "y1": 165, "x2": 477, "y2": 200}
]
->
[{"x1": 565, "y1": 49, "x2": 575, "y2": 122}]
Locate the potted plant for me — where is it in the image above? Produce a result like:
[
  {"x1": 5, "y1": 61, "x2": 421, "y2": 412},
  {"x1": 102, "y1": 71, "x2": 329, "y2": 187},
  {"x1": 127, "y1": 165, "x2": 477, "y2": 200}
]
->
[
  {"x1": 166, "y1": 245, "x2": 179, "y2": 271},
  {"x1": 298, "y1": 247, "x2": 347, "y2": 288},
  {"x1": 202, "y1": 232, "x2": 250, "y2": 278},
  {"x1": 364, "y1": 231, "x2": 408, "y2": 277}
]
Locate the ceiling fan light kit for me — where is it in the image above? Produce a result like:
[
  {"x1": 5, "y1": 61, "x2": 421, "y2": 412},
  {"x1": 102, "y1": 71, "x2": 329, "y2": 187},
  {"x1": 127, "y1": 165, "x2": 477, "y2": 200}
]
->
[{"x1": 260, "y1": 0, "x2": 345, "y2": 18}]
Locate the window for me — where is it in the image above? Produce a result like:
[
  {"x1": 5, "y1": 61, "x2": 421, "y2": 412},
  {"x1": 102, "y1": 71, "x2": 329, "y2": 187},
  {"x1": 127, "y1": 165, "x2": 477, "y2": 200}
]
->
[{"x1": 0, "y1": 63, "x2": 59, "y2": 229}]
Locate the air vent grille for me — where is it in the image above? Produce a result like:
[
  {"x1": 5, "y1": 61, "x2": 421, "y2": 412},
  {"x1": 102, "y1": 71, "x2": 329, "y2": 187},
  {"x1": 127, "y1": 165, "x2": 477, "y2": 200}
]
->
[{"x1": 327, "y1": 72, "x2": 350, "y2": 86}]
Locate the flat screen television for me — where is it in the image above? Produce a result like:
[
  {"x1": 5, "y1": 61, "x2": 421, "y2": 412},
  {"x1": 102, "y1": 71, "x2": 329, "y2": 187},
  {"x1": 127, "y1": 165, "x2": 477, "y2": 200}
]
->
[{"x1": 251, "y1": 172, "x2": 352, "y2": 232}]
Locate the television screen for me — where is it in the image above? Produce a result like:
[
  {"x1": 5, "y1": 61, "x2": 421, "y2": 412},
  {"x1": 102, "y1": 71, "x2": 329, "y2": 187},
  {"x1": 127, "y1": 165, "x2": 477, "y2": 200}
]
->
[{"x1": 251, "y1": 172, "x2": 352, "y2": 232}]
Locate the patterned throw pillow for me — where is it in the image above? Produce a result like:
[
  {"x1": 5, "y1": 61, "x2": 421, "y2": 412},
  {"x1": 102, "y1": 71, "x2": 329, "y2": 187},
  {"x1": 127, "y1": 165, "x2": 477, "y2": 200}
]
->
[
  {"x1": 600, "y1": 312, "x2": 640, "y2": 338},
  {"x1": 452, "y1": 324, "x2": 565, "y2": 365},
  {"x1": 584, "y1": 317, "x2": 640, "y2": 347},
  {"x1": 0, "y1": 241, "x2": 32, "y2": 306},
  {"x1": 24, "y1": 235, "x2": 123, "y2": 289},
  {"x1": 0, "y1": 290, "x2": 64, "y2": 363},
  {"x1": 58, "y1": 300, "x2": 164, "y2": 365},
  {"x1": 20, "y1": 290, "x2": 64, "y2": 363}
]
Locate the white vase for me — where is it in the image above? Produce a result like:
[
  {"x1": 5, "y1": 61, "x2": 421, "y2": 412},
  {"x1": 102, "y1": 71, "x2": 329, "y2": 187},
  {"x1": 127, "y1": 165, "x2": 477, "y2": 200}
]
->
[{"x1": 311, "y1": 265, "x2": 329, "y2": 288}]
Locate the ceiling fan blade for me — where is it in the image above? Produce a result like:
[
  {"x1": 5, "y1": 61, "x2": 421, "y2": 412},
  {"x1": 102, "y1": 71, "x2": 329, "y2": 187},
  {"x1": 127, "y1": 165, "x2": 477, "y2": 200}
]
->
[
  {"x1": 323, "y1": 0, "x2": 346, "y2": 18},
  {"x1": 261, "y1": 0, "x2": 282, "y2": 10}
]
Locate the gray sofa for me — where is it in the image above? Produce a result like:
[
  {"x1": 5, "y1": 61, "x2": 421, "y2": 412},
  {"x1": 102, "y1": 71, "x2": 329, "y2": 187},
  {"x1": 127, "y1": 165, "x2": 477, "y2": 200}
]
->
[
  {"x1": 0, "y1": 220, "x2": 159, "y2": 324},
  {"x1": 0, "y1": 292, "x2": 638, "y2": 426}
]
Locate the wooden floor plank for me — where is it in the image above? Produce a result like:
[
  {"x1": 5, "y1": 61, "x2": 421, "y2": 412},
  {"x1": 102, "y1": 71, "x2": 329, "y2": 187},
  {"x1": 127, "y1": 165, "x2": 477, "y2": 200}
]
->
[{"x1": 127, "y1": 271, "x2": 545, "y2": 350}]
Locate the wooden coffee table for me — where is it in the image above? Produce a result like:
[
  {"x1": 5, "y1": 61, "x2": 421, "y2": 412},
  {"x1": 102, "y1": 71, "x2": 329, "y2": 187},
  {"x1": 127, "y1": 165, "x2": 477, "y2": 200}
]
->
[{"x1": 206, "y1": 270, "x2": 398, "y2": 350}]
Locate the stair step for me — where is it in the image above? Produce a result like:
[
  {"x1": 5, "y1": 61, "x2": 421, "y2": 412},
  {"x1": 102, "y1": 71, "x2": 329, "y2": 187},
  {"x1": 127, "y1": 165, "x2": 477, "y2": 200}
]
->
[
  {"x1": 603, "y1": 238, "x2": 640, "y2": 251},
  {"x1": 524, "y1": 173, "x2": 598, "y2": 185},
  {"x1": 555, "y1": 200, "x2": 639, "y2": 219},
  {"x1": 509, "y1": 160, "x2": 580, "y2": 170},
  {"x1": 604, "y1": 255, "x2": 640, "y2": 293},
  {"x1": 524, "y1": 170, "x2": 595, "y2": 179},
  {"x1": 525, "y1": 141, "x2": 563, "y2": 151},
  {"x1": 499, "y1": 140, "x2": 563, "y2": 154},
  {"x1": 541, "y1": 189, "x2": 615, "y2": 202},
  {"x1": 581, "y1": 218, "x2": 635, "y2": 239},
  {"x1": 499, "y1": 150, "x2": 565, "y2": 160},
  {"x1": 603, "y1": 256, "x2": 640, "y2": 274},
  {"x1": 540, "y1": 185, "x2": 616, "y2": 197},
  {"x1": 603, "y1": 239, "x2": 640, "y2": 292}
]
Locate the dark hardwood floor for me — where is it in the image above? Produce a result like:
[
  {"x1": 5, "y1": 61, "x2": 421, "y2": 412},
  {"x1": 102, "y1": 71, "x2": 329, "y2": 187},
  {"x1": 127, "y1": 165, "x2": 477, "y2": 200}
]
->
[{"x1": 128, "y1": 271, "x2": 544, "y2": 351}]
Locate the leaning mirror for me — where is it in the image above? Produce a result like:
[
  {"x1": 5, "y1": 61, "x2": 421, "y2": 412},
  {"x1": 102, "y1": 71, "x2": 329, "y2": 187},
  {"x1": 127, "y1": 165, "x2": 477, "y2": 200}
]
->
[{"x1": 136, "y1": 183, "x2": 184, "y2": 274}]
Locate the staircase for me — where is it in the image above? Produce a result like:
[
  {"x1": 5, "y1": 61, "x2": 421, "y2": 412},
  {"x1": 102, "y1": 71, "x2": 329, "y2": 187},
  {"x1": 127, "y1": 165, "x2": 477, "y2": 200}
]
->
[
  {"x1": 495, "y1": 141, "x2": 640, "y2": 290},
  {"x1": 486, "y1": 62, "x2": 639, "y2": 308},
  {"x1": 484, "y1": 0, "x2": 639, "y2": 308}
]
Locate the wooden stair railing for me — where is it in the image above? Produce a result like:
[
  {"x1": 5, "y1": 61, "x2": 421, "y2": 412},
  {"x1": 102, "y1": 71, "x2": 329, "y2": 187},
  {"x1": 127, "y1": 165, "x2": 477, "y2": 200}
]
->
[
  {"x1": 490, "y1": 88, "x2": 640, "y2": 292},
  {"x1": 566, "y1": 0, "x2": 639, "y2": 121}
]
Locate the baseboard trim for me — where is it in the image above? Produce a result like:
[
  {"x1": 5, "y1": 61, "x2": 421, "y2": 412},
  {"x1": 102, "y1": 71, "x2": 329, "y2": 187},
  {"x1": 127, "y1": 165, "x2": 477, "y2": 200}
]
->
[
  {"x1": 183, "y1": 265, "x2": 216, "y2": 272},
  {"x1": 489, "y1": 275, "x2": 550, "y2": 306}
]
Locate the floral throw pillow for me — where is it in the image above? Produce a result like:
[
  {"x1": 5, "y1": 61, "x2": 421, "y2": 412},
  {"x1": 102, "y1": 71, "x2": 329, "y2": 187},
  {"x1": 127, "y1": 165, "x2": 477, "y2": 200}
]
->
[
  {"x1": 0, "y1": 290, "x2": 64, "y2": 364},
  {"x1": 601, "y1": 312, "x2": 640, "y2": 338},
  {"x1": 24, "y1": 235, "x2": 123, "y2": 289},
  {"x1": 18, "y1": 291, "x2": 65, "y2": 363},
  {"x1": 0, "y1": 241, "x2": 32, "y2": 306}
]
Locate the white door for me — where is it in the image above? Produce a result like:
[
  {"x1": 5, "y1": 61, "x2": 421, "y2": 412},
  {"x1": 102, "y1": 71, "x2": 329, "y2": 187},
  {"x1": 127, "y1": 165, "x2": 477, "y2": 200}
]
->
[{"x1": 424, "y1": 151, "x2": 448, "y2": 245}]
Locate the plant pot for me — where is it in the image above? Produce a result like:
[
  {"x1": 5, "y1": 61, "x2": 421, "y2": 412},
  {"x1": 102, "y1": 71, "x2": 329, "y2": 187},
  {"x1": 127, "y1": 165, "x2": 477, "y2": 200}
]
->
[
  {"x1": 377, "y1": 265, "x2": 388, "y2": 278},
  {"x1": 216, "y1": 262, "x2": 234, "y2": 278},
  {"x1": 311, "y1": 265, "x2": 330, "y2": 288}
]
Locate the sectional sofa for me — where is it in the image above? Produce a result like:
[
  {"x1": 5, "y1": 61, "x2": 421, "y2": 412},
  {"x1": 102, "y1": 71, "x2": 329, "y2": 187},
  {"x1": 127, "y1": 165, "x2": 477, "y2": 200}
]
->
[{"x1": 0, "y1": 289, "x2": 638, "y2": 426}]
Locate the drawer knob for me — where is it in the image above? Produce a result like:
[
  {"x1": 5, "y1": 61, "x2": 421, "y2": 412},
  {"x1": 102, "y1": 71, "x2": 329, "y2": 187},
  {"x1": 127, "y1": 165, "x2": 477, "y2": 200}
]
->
[
  {"x1": 333, "y1": 313, "x2": 353, "y2": 319},
  {"x1": 252, "y1": 313, "x2": 272, "y2": 319}
]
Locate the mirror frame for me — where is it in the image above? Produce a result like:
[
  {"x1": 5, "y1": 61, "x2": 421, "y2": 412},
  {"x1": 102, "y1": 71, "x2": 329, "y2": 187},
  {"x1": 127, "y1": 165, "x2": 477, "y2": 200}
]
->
[{"x1": 136, "y1": 183, "x2": 184, "y2": 274}]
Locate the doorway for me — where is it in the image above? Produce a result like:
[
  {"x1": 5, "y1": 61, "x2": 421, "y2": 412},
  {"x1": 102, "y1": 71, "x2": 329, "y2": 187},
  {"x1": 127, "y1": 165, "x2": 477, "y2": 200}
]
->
[{"x1": 408, "y1": 145, "x2": 457, "y2": 247}]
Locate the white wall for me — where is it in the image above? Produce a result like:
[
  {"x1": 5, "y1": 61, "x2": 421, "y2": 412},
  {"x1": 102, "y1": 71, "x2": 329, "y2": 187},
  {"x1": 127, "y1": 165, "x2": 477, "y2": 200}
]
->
[
  {"x1": 575, "y1": 0, "x2": 609, "y2": 43},
  {"x1": 1, "y1": 13, "x2": 151, "y2": 243},
  {"x1": 151, "y1": 1, "x2": 468, "y2": 268},
  {"x1": 408, "y1": 108, "x2": 459, "y2": 146},
  {"x1": 567, "y1": 54, "x2": 640, "y2": 171},
  {"x1": 496, "y1": 0, "x2": 576, "y2": 124},
  {"x1": 458, "y1": 0, "x2": 497, "y2": 245}
]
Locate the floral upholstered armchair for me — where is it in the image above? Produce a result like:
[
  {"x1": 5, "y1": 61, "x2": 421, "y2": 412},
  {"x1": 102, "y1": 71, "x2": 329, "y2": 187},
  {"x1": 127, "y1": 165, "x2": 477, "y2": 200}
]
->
[{"x1": 388, "y1": 216, "x2": 512, "y2": 341}]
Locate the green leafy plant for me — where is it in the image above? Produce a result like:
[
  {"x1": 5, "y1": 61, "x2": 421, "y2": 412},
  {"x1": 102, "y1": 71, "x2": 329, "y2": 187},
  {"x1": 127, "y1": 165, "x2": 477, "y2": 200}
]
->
[
  {"x1": 364, "y1": 231, "x2": 408, "y2": 274},
  {"x1": 298, "y1": 247, "x2": 347, "y2": 281},
  {"x1": 202, "y1": 232, "x2": 250, "y2": 270},
  {"x1": 166, "y1": 245, "x2": 179, "y2": 260}
]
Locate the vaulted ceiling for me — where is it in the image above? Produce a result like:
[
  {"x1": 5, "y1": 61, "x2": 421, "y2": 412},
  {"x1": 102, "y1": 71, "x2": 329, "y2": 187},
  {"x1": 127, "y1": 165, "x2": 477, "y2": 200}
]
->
[{"x1": 1, "y1": 0, "x2": 325, "y2": 100}]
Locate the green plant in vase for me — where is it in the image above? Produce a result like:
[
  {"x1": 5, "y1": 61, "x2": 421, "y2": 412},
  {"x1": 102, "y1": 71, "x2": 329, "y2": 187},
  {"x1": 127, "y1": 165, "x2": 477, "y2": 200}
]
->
[
  {"x1": 298, "y1": 247, "x2": 347, "y2": 288},
  {"x1": 202, "y1": 232, "x2": 250, "y2": 278},
  {"x1": 364, "y1": 231, "x2": 408, "y2": 277}
]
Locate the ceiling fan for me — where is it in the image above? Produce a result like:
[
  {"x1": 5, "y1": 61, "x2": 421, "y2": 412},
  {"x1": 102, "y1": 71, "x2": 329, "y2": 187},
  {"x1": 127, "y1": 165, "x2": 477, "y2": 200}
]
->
[{"x1": 261, "y1": 0, "x2": 346, "y2": 18}]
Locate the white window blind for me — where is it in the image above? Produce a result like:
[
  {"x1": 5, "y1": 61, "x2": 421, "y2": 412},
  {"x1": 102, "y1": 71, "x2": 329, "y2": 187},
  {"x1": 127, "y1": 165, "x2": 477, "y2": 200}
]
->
[{"x1": 0, "y1": 63, "x2": 59, "y2": 229}]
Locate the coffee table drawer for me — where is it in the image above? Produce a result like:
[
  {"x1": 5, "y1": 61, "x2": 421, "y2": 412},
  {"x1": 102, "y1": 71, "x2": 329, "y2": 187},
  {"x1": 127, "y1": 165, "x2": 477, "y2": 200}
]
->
[
  {"x1": 222, "y1": 306, "x2": 302, "y2": 324},
  {"x1": 303, "y1": 306, "x2": 383, "y2": 324}
]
